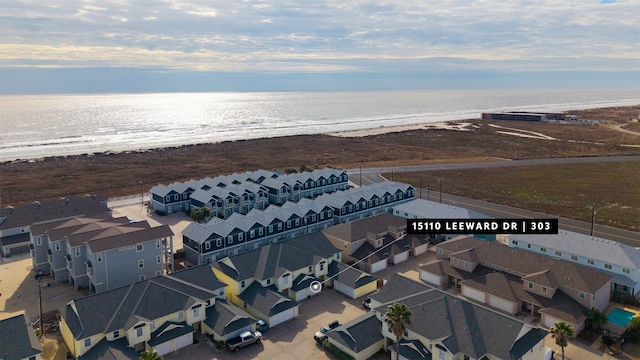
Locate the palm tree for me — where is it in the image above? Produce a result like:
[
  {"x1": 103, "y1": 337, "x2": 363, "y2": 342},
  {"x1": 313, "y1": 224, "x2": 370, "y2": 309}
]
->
[
  {"x1": 384, "y1": 302, "x2": 412, "y2": 360},
  {"x1": 601, "y1": 334, "x2": 618, "y2": 352},
  {"x1": 585, "y1": 308, "x2": 608, "y2": 331},
  {"x1": 550, "y1": 322, "x2": 574, "y2": 360},
  {"x1": 139, "y1": 350, "x2": 161, "y2": 360}
]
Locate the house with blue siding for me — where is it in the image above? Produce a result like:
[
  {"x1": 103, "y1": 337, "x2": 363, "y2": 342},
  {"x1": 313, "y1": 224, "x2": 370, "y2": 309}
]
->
[
  {"x1": 188, "y1": 182, "x2": 270, "y2": 219},
  {"x1": 0, "y1": 194, "x2": 110, "y2": 257},
  {"x1": 34, "y1": 216, "x2": 174, "y2": 293},
  {"x1": 260, "y1": 168, "x2": 349, "y2": 204},
  {"x1": 182, "y1": 200, "x2": 335, "y2": 265},
  {"x1": 150, "y1": 170, "x2": 281, "y2": 214}
]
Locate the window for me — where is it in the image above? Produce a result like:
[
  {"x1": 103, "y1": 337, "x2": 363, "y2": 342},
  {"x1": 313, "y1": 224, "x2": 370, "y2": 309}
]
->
[
  {"x1": 308, "y1": 266, "x2": 312, "y2": 273},
  {"x1": 97, "y1": 253, "x2": 103, "y2": 263},
  {"x1": 571, "y1": 254, "x2": 578, "y2": 261},
  {"x1": 157, "y1": 255, "x2": 161, "y2": 264},
  {"x1": 277, "y1": 223, "x2": 282, "y2": 231},
  {"x1": 84, "y1": 338, "x2": 91, "y2": 347},
  {"x1": 527, "y1": 244, "x2": 531, "y2": 249},
  {"x1": 453, "y1": 259, "x2": 458, "y2": 265},
  {"x1": 155, "y1": 271, "x2": 161, "y2": 276},
  {"x1": 438, "y1": 248, "x2": 444, "y2": 255},
  {"x1": 113, "y1": 331, "x2": 120, "y2": 339},
  {"x1": 579, "y1": 292, "x2": 586, "y2": 299},
  {"x1": 205, "y1": 242, "x2": 211, "y2": 250},
  {"x1": 238, "y1": 233, "x2": 243, "y2": 241},
  {"x1": 139, "y1": 275, "x2": 145, "y2": 281},
  {"x1": 36, "y1": 236, "x2": 42, "y2": 246},
  {"x1": 587, "y1": 259, "x2": 594, "y2": 265},
  {"x1": 555, "y1": 251, "x2": 562, "y2": 256},
  {"x1": 136, "y1": 244, "x2": 143, "y2": 252},
  {"x1": 623, "y1": 268, "x2": 631, "y2": 274},
  {"x1": 228, "y1": 235, "x2": 233, "y2": 244},
  {"x1": 156, "y1": 240, "x2": 161, "y2": 249},
  {"x1": 320, "y1": 262, "x2": 324, "y2": 271},
  {"x1": 250, "y1": 230, "x2": 255, "y2": 238},
  {"x1": 138, "y1": 260, "x2": 144, "y2": 268},
  {"x1": 464, "y1": 262, "x2": 469, "y2": 268},
  {"x1": 55, "y1": 242, "x2": 60, "y2": 251},
  {"x1": 540, "y1": 247, "x2": 547, "y2": 252},
  {"x1": 75, "y1": 248, "x2": 81, "y2": 257},
  {"x1": 136, "y1": 326, "x2": 144, "y2": 337},
  {"x1": 216, "y1": 238, "x2": 222, "y2": 247},
  {"x1": 192, "y1": 304, "x2": 201, "y2": 317},
  {"x1": 542, "y1": 287, "x2": 547, "y2": 294},
  {"x1": 259, "y1": 228, "x2": 264, "y2": 236},
  {"x1": 178, "y1": 311, "x2": 184, "y2": 321},
  {"x1": 528, "y1": 282, "x2": 534, "y2": 289},
  {"x1": 282, "y1": 274, "x2": 289, "y2": 284},
  {"x1": 605, "y1": 263, "x2": 612, "y2": 270},
  {"x1": 266, "y1": 279, "x2": 271, "y2": 285}
]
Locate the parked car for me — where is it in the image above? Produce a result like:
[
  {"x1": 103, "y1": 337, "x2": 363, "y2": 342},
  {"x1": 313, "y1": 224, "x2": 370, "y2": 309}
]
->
[
  {"x1": 257, "y1": 319, "x2": 269, "y2": 332},
  {"x1": 226, "y1": 331, "x2": 262, "y2": 352},
  {"x1": 314, "y1": 331, "x2": 328, "y2": 344},
  {"x1": 320, "y1": 320, "x2": 341, "y2": 333},
  {"x1": 362, "y1": 298, "x2": 371, "y2": 309}
]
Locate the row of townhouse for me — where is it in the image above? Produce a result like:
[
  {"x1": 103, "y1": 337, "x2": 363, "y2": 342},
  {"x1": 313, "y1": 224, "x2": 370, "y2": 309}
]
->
[
  {"x1": 150, "y1": 168, "x2": 348, "y2": 216},
  {"x1": 0, "y1": 195, "x2": 111, "y2": 256},
  {"x1": 59, "y1": 265, "x2": 264, "y2": 359},
  {"x1": 506, "y1": 230, "x2": 640, "y2": 296},
  {"x1": 326, "y1": 274, "x2": 550, "y2": 360},
  {"x1": 212, "y1": 232, "x2": 379, "y2": 327},
  {"x1": 420, "y1": 236, "x2": 613, "y2": 334},
  {"x1": 182, "y1": 181, "x2": 415, "y2": 265},
  {"x1": 151, "y1": 169, "x2": 280, "y2": 214},
  {"x1": 30, "y1": 216, "x2": 174, "y2": 293}
]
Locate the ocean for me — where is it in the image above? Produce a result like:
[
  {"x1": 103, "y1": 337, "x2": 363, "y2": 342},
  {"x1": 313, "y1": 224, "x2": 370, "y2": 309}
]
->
[{"x1": 1, "y1": 89, "x2": 638, "y2": 161}]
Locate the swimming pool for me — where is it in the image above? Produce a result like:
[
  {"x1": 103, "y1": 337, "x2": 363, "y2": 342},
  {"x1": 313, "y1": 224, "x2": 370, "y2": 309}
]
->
[{"x1": 607, "y1": 307, "x2": 635, "y2": 328}]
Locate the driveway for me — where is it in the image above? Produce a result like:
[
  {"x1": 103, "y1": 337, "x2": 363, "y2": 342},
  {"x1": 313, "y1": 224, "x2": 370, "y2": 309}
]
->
[{"x1": 164, "y1": 288, "x2": 369, "y2": 360}]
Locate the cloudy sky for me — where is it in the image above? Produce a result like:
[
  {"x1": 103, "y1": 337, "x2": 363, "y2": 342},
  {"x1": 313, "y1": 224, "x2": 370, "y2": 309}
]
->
[{"x1": 1, "y1": 0, "x2": 639, "y2": 93}]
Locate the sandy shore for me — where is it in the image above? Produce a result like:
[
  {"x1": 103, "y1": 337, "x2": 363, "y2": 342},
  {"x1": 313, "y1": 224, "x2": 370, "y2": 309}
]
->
[{"x1": 327, "y1": 120, "x2": 476, "y2": 137}]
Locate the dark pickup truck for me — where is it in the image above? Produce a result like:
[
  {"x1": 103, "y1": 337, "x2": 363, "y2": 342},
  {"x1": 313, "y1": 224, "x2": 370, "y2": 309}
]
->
[{"x1": 227, "y1": 331, "x2": 263, "y2": 352}]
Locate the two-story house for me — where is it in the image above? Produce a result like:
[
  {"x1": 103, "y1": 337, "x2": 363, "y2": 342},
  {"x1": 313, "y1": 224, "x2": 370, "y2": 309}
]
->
[
  {"x1": 357, "y1": 274, "x2": 551, "y2": 360},
  {"x1": 212, "y1": 232, "x2": 343, "y2": 327},
  {"x1": 0, "y1": 194, "x2": 110, "y2": 257},
  {"x1": 507, "y1": 230, "x2": 640, "y2": 296},
  {"x1": 260, "y1": 168, "x2": 349, "y2": 204},
  {"x1": 322, "y1": 213, "x2": 429, "y2": 273},
  {"x1": 420, "y1": 236, "x2": 613, "y2": 333},
  {"x1": 59, "y1": 265, "x2": 227, "y2": 358}
]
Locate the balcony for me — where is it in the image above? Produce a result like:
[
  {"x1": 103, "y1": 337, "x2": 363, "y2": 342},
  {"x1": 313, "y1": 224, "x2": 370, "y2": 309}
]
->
[
  {"x1": 86, "y1": 261, "x2": 94, "y2": 278},
  {"x1": 65, "y1": 254, "x2": 72, "y2": 272}
]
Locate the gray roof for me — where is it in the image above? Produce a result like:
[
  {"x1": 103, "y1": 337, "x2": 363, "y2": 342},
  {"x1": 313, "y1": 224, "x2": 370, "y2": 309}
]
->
[
  {"x1": 435, "y1": 236, "x2": 612, "y2": 294},
  {"x1": 393, "y1": 198, "x2": 490, "y2": 219},
  {"x1": 322, "y1": 213, "x2": 406, "y2": 243},
  {"x1": 204, "y1": 299, "x2": 256, "y2": 336},
  {"x1": 328, "y1": 261, "x2": 378, "y2": 288},
  {"x1": 167, "y1": 264, "x2": 227, "y2": 292},
  {"x1": 87, "y1": 223, "x2": 173, "y2": 253},
  {"x1": 313, "y1": 181, "x2": 413, "y2": 209},
  {"x1": 0, "y1": 194, "x2": 109, "y2": 230},
  {"x1": 0, "y1": 314, "x2": 42, "y2": 360},
  {"x1": 238, "y1": 282, "x2": 299, "y2": 316},
  {"x1": 326, "y1": 312, "x2": 383, "y2": 352},
  {"x1": 214, "y1": 232, "x2": 340, "y2": 281},
  {"x1": 389, "y1": 339, "x2": 431, "y2": 359},
  {"x1": 77, "y1": 338, "x2": 138, "y2": 360},
  {"x1": 150, "y1": 169, "x2": 280, "y2": 196},
  {"x1": 60, "y1": 272, "x2": 219, "y2": 339},
  {"x1": 509, "y1": 230, "x2": 640, "y2": 270},
  {"x1": 373, "y1": 274, "x2": 548, "y2": 360},
  {"x1": 147, "y1": 321, "x2": 194, "y2": 347}
]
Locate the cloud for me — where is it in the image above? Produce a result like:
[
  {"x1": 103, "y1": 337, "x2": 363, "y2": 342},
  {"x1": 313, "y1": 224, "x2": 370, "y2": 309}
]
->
[{"x1": 0, "y1": 0, "x2": 638, "y2": 83}]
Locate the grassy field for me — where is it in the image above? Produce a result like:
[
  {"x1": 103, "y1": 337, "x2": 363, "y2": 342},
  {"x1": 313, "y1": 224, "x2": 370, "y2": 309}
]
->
[
  {"x1": 1, "y1": 105, "x2": 639, "y2": 231},
  {"x1": 387, "y1": 161, "x2": 640, "y2": 232}
]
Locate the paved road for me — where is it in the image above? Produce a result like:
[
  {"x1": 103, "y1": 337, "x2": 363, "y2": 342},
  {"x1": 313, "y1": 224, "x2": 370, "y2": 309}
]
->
[{"x1": 346, "y1": 155, "x2": 640, "y2": 246}]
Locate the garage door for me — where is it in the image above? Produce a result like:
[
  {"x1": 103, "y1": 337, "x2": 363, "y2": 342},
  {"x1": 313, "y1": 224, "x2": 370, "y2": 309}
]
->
[
  {"x1": 226, "y1": 325, "x2": 252, "y2": 341},
  {"x1": 393, "y1": 251, "x2": 409, "y2": 264},
  {"x1": 153, "y1": 341, "x2": 172, "y2": 356},
  {"x1": 270, "y1": 308, "x2": 296, "y2": 327},
  {"x1": 461, "y1": 286, "x2": 485, "y2": 304},
  {"x1": 333, "y1": 280, "x2": 355, "y2": 298},
  {"x1": 488, "y1": 295, "x2": 513, "y2": 314},
  {"x1": 420, "y1": 271, "x2": 442, "y2": 287},
  {"x1": 370, "y1": 260, "x2": 387, "y2": 273},
  {"x1": 174, "y1": 332, "x2": 193, "y2": 352},
  {"x1": 295, "y1": 288, "x2": 308, "y2": 301}
]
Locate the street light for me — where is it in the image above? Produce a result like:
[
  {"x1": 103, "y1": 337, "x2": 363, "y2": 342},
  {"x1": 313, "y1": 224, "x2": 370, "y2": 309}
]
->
[
  {"x1": 591, "y1": 203, "x2": 596, "y2": 236},
  {"x1": 438, "y1": 178, "x2": 443, "y2": 203}
]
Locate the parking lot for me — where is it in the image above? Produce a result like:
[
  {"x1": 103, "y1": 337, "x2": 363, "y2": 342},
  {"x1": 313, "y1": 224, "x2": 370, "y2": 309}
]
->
[{"x1": 164, "y1": 288, "x2": 370, "y2": 360}]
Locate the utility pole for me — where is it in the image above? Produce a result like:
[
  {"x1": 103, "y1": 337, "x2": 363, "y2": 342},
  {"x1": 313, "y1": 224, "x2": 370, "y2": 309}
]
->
[
  {"x1": 438, "y1": 178, "x2": 443, "y2": 203},
  {"x1": 591, "y1": 203, "x2": 596, "y2": 236},
  {"x1": 426, "y1": 185, "x2": 430, "y2": 201},
  {"x1": 140, "y1": 180, "x2": 144, "y2": 209},
  {"x1": 419, "y1": 174, "x2": 422, "y2": 199},
  {"x1": 359, "y1": 165, "x2": 362, "y2": 187}
]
